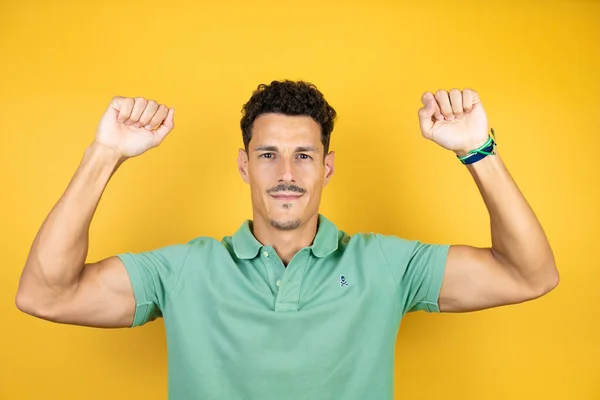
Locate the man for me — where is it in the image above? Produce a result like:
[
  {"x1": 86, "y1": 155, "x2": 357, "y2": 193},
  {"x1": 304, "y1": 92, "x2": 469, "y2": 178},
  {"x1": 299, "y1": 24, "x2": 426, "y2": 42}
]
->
[{"x1": 16, "y1": 80, "x2": 559, "y2": 399}]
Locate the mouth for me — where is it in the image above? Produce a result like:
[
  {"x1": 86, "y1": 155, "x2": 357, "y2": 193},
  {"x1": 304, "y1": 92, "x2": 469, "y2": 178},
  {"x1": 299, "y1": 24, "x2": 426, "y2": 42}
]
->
[{"x1": 270, "y1": 193, "x2": 304, "y2": 201}]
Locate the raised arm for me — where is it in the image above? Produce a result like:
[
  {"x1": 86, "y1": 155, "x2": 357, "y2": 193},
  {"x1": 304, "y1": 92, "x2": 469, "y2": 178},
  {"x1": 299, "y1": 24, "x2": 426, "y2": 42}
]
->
[
  {"x1": 15, "y1": 96, "x2": 175, "y2": 328},
  {"x1": 417, "y1": 88, "x2": 559, "y2": 313}
]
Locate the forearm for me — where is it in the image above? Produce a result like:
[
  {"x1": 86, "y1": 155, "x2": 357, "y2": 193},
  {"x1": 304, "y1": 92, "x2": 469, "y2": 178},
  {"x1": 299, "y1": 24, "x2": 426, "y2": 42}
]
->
[
  {"x1": 17, "y1": 142, "x2": 124, "y2": 301},
  {"x1": 465, "y1": 151, "x2": 558, "y2": 291}
]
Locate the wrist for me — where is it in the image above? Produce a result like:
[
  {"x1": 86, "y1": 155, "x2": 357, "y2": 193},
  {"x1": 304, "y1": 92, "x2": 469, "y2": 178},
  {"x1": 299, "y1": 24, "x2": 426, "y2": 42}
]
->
[
  {"x1": 70, "y1": 142, "x2": 124, "y2": 195},
  {"x1": 87, "y1": 142, "x2": 127, "y2": 166},
  {"x1": 454, "y1": 129, "x2": 497, "y2": 165},
  {"x1": 454, "y1": 137, "x2": 491, "y2": 157}
]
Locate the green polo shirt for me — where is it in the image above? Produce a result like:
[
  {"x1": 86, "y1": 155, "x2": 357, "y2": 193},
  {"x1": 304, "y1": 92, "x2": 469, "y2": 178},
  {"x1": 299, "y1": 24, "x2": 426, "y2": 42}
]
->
[{"x1": 117, "y1": 213, "x2": 450, "y2": 400}]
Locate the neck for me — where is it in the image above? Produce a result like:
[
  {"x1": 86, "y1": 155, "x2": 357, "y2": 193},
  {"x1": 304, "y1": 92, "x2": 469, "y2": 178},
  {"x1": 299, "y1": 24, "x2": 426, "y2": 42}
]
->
[{"x1": 250, "y1": 212, "x2": 319, "y2": 265}]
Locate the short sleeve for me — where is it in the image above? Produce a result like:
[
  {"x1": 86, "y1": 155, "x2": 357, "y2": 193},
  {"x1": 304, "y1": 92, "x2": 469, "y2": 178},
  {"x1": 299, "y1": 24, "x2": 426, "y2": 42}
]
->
[
  {"x1": 117, "y1": 244, "x2": 191, "y2": 327},
  {"x1": 376, "y1": 234, "x2": 450, "y2": 315}
]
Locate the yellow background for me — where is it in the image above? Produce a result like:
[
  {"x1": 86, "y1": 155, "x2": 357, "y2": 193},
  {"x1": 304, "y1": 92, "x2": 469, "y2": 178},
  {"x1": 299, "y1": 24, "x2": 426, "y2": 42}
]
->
[{"x1": 1, "y1": 0, "x2": 598, "y2": 399}]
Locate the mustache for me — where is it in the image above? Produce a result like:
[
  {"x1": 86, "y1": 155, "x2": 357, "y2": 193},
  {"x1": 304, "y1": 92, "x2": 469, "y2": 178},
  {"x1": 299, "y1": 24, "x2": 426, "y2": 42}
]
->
[{"x1": 267, "y1": 184, "x2": 306, "y2": 194}]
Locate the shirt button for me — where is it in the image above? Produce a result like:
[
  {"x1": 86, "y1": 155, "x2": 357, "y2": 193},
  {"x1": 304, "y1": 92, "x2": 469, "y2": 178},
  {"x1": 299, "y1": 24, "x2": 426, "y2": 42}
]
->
[
  {"x1": 262, "y1": 251, "x2": 269, "y2": 258},
  {"x1": 276, "y1": 280, "x2": 281, "y2": 287}
]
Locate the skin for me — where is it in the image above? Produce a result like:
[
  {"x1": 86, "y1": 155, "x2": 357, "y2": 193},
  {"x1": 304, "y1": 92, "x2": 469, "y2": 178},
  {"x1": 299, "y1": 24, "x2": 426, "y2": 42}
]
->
[
  {"x1": 418, "y1": 88, "x2": 558, "y2": 311},
  {"x1": 237, "y1": 114, "x2": 334, "y2": 265},
  {"x1": 15, "y1": 88, "x2": 559, "y2": 330}
]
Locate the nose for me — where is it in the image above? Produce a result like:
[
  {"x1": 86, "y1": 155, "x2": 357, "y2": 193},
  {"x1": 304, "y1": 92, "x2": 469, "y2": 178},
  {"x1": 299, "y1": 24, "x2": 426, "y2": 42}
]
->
[{"x1": 278, "y1": 156, "x2": 295, "y2": 183}]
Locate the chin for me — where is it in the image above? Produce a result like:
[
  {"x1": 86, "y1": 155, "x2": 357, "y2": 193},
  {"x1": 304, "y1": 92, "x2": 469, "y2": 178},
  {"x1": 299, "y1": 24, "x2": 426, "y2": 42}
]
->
[
  {"x1": 266, "y1": 207, "x2": 303, "y2": 231},
  {"x1": 268, "y1": 217, "x2": 301, "y2": 231}
]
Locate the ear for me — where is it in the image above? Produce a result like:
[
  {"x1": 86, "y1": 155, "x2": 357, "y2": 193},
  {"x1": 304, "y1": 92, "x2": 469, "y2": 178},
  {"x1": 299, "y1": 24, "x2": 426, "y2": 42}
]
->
[
  {"x1": 323, "y1": 151, "x2": 335, "y2": 186},
  {"x1": 237, "y1": 148, "x2": 250, "y2": 184}
]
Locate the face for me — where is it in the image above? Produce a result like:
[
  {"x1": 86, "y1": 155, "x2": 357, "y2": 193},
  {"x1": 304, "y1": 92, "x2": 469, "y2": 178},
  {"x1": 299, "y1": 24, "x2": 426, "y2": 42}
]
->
[{"x1": 237, "y1": 113, "x2": 335, "y2": 231}]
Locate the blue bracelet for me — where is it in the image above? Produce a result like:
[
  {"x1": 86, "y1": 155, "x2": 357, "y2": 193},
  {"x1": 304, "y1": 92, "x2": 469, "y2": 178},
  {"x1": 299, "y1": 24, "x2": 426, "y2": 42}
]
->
[{"x1": 457, "y1": 129, "x2": 497, "y2": 165}]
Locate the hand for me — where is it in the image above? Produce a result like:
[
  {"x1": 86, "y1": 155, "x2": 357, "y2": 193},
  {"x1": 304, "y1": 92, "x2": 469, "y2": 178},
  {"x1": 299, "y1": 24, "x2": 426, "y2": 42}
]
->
[
  {"x1": 417, "y1": 88, "x2": 489, "y2": 155},
  {"x1": 94, "y1": 96, "x2": 175, "y2": 159}
]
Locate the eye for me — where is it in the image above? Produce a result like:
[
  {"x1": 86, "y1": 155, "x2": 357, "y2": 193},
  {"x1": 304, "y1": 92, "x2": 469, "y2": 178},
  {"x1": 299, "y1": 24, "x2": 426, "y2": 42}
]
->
[
  {"x1": 298, "y1": 154, "x2": 312, "y2": 160},
  {"x1": 260, "y1": 153, "x2": 274, "y2": 159}
]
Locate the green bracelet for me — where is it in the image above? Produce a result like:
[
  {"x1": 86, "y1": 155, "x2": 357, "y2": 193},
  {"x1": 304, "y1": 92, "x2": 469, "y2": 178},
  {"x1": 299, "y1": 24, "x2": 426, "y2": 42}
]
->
[{"x1": 457, "y1": 128, "x2": 497, "y2": 165}]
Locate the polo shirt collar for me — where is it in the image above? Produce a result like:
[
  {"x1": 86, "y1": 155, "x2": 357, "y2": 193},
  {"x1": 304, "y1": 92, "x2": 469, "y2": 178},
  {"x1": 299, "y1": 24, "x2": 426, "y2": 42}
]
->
[{"x1": 232, "y1": 214, "x2": 339, "y2": 259}]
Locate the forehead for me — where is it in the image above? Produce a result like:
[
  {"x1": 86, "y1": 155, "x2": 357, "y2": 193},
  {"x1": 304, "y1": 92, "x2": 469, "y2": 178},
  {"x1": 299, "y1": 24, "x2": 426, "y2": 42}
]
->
[{"x1": 250, "y1": 113, "x2": 322, "y2": 149}]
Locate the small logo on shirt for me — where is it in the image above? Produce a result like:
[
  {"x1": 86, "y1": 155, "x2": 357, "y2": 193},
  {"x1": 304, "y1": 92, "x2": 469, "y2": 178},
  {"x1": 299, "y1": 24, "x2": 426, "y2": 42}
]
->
[{"x1": 340, "y1": 275, "x2": 348, "y2": 287}]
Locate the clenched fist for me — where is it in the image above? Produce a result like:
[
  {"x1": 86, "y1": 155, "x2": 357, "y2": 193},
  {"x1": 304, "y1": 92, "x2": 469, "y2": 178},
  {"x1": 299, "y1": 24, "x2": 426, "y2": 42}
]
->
[
  {"x1": 94, "y1": 96, "x2": 175, "y2": 159},
  {"x1": 417, "y1": 88, "x2": 489, "y2": 155}
]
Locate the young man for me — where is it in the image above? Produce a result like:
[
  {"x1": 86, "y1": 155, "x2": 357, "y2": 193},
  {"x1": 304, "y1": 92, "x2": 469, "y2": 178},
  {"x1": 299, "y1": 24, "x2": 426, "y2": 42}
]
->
[{"x1": 16, "y1": 80, "x2": 559, "y2": 399}]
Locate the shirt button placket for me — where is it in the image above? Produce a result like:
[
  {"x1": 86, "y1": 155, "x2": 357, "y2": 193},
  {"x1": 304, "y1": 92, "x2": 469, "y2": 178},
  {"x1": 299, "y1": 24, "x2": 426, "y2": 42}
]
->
[
  {"x1": 261, "y1": 248, "x2": 281, "y2": 295},
  {"x1": 275, "y1": 250, "x2": 309, "y2": 312}
]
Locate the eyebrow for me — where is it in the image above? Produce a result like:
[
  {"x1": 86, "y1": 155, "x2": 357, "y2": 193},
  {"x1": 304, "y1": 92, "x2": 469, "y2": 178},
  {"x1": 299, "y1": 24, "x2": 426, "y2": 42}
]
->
[{"x1": 253, "y1": 145, "x2": 318, "y2": 153}]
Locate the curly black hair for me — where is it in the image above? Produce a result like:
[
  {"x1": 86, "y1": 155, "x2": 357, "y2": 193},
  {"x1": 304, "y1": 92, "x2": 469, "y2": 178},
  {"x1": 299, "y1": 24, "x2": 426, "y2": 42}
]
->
[{"x1": 240, "y1": 80, "x2": 337, "y2": 159}]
